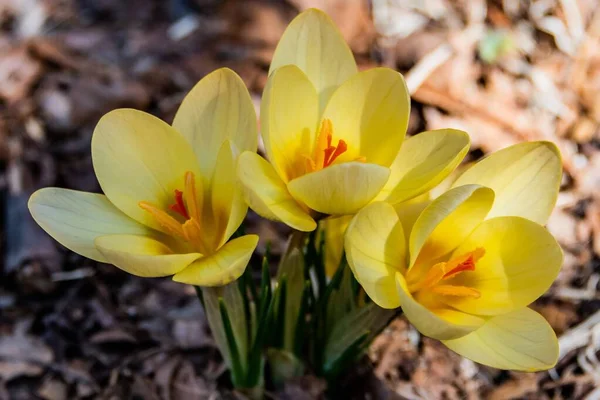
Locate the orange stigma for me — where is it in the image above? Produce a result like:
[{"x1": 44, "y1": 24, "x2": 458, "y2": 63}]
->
[
  {"x1": 169, "y1": 190, "x2": 189, "y2": 219},
  {"x1": 303, "y1": 119, "x2": 362, "y2": 173},
  {"x1": 408, "y1": 248, "x2": 485, "y2": 299},
  {"x1": 138, "y1": 171, "x2": 209, "y2": 254}
]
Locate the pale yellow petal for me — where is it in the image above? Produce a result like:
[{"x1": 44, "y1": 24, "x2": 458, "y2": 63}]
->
[
  {"x1": 443, "y1": 308, "x2": 559, "y2": 371},
  {"x1": 409, "y1": 185, "x2": 494, "y2": 269},
  {"x1": 376, "y1": 129, "x2": 470, "y2": 204},
  {"x1": 443, "y1": 216, "x2": 563, "y2": 316},
  {"x1": 261, "y1": 65, "x2": 319, "y2": 181},
  {"x1": 92, "y1": 109, "x2": 203, "y2": 232},
  {"x1": 392, "y1": 194, "x2": 431, "y2": 240},
  {"x1": 206, "y1": 140, "x2": 247, "y2": 249},
  {"x1": 344, "y1": 202, "x2": 406, "y2": 308},
  {"x1": 173, "y1": 235, "x2": 259, "y2": 286},
  {"x1": 396, "y1": 273, "x2": 485, "y2": 340},
  {"x1": 29, "y1": 188, "x2": 154, "y2": 262},
  {"x1": 321, "y1": 68, "x2": 409, "y2": 167},
  {"x1": 95, "y1": 235, "x2": 200, "y2": 277},
  {"x1": 453, "y1": 141, "x2": 561, "y2": 225},
  {"x1": 237, "y1": 151, "x2": 316, "y2": 232},
  {"x1": 269, "y1": 8, "x2": 357, "y2": 113},
  {"x1": 287, "y1": 162, "x2": 390, "y2": 216},
  {"x1": 319, "y1": 215, "x2": 352, "y2": 277},
  {"x1": 172, "y1": 68, "x2": 257, "y2": 182}
]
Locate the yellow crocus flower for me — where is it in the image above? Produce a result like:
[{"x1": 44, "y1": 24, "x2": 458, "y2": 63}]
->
[
  {"x1": 239, "y1": 9, "x2": 469, "y2": 231},
  {"x1": 345, "y1": 141, "x2": 564, "y2": 371},
  {"x1": 28, "y1": 68, "x2": 259, "y2": 286}
]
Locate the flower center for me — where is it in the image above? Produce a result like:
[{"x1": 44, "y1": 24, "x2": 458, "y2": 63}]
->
[
  {"x1": 138, "y1": 171, "x2": 209, "y2": 254},
  {"x1": 407, "y1": 248, "x2": 485, "y2": 299},
  {"x1": 303, "y1": 119, "x2": 365, "y2": 173}
]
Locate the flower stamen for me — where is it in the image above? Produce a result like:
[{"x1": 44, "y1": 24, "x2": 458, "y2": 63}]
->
[
  {"x1": 139, "y1": 171, "x2": 208, "y2": 253},
  {"x1": 408, "y1": 248, "x2": 485, "y2": 299}
]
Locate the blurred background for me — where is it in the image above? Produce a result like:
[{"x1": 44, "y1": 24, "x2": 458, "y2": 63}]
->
[{"x1": 1, "y1": 0, "x2": 599, "y2": 398}]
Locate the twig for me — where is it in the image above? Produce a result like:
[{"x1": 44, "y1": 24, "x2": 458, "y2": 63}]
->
[{"x1": 558, "y1": 309, "x2": 600, "y2": 361}]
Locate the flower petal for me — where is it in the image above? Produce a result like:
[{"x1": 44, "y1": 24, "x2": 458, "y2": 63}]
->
[
  {"x1": 95, "y1": 235, "x2": 201, "y2": 277},
  {"x1": 442, "y1": 308, "x2": 559, "y2": 371},
  {"x1": 261, "y1": 65, "x2": 319, "y2": 182},
  {"x1": 29, "y1": 188, "x2": 154, "y2": 262},
  {"x1": 409, "y1": 185, "x2": 494, "y2": 269},
  {"x1": 206, "y1": 140, "x2": 247, "y2": 249},
  {"x1": 321, "y1": 68, "x2": 410, "y2": 167},
  {"x1": 345, "y1": 202, "x2": 406, "y2": 308},
  {"x1": 172, "y1": 68, "x2": 257, "y2": 182},
  {"x1": 396, "y1": 273, "x2": 485, "y2": 340},
  {"x1": 92, "y1": 109, "x2": 203, "y2": 232},
  {"x1": 237, "y1": 151, "x2": 316, "y2": 232},
  {"x1": 269, "y1": 8, "x2": 357, "y2": 113},
  {"x1": 287, "y1": 162, "x2": 390, "y2": 216},
  {"x1": 453, "y1": 141, "x2": 561, "y2": 225},
  {"x1": 443, "y1": 216, "x2": 563, "y2": 316},
  {"x1": 173, "y1": 235, "x2": 259, "y2": 286},
  {"x1": 319, "y1": 215, "x2": 352, "y2": 277},
  {"x1": 376, "y1": 129, "x2": 470, "y2": 204}
]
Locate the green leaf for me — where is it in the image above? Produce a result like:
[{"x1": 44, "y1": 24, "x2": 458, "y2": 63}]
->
[
  {"x1": 277, "y1": 248, "x2": 305, "y2": 351},
  {"x1": 219, "y1": 298, "x2": 245, "y2": 387},
  {"x1": 323, "y1": 303, "x2": 395, "y2": 379},
  {"x1": 293, "y1": 281, "x2": 311, "y2": 357}
]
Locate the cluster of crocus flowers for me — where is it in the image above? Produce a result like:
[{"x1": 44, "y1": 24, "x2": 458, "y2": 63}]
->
[
  {"x1": 29, "y1": 68, "x2": 259, "y2": 286},
  {"x1": 345, "y1": 142, "x2": 563, "y2": 370},
  {"x1": 27, "y1": 6, "x2": 565, "y2": 377}
]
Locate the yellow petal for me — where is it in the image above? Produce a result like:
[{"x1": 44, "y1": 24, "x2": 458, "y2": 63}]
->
[
  {"x1": 237, "y1": 151, "x2": 316, "y2": 232},
  {"x1": 287, "y1": 162, "x2": 390, "y2": 215},
  {"x1": 95, "y1": 235, "x2": 200, "y2": 277},
  {"x1": 392, "y1": 194, "x2": 431, "y2": 239},
  {"x1": 172, "y1": 68, "x2": 257, "y2": 182},
  {"x1": 442, "y1": 308, "x2": 559, "y2": 371},
  {"x1": 396, "y1": 273, "x2": 485, "y2": 340},
  {"x1": 319, "y1": 215, "x2": 352, "y2": 277},
  {"x1": 206, "y1": 140, "x2": 247, "y2": 249},
  {"x1": 92, "y1": 109, "x2": 203, "y2": 232},
  {"x1": 173, "y1": 235, "x2": 259, "y2": 286},
  {"x1": 28, "y1": 188, "x2": 154, "y2": 262},
  {"x1": 344, "y1": 202, "x2": 406, "y2": 309},
  {"x1": 269, "y1": 8, "x2": 357, "y2": 113},
  {"x1": 376, "y1": 129, "x2": 470, "y2": 204},
  {"x1": 453, "y1": 141, "x2": 561, "y2": 225},
  {"x1": 261, "y1": 65, "x2": 319, "y2": 181},
  {"x1": 409, "y1": 185, "x2": 494, "y2": 269},
  {"x1": 321, "y1": 68, "x2": 410, "y2": 167},
  {"x1": 443, "y1": 216, "x2": 563, "y2": 316}
]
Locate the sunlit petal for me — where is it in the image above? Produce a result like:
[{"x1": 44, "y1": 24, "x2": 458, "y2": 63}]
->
[
  {"x1": 321, "y1": 68, "x2": 409, "y2": 167},
  {"x1": 29, "y1": 188, "x2": 154, "y2": 262},
  {"x1": 269, "y1": 8, "x2": 357, "y2": 113},
  {"x1": 345, "y1": 202, "x2": 406, "y2": 308},
  {"x1": 261, "y1": 65, "x2": 319, "y2": 181},
  {"x1": 453, "y1": 141, "x2": 561, "y2": 225},
  {"x1": 443, "y1": 308, "x2": 559, "y2": 371},
  {"x1": 287, "y1": 162, "x2": 390, "y2": 216},
  {"x1": 92, "y1": 109, "x2": 203, "y2": 232},
  {"x1": 376, "y1": 129, "x2": 470, "y2": 204},
  {"x1": 95, "y1": 234, "x2": 200, "y2": 277},
  {"x1": 409, "y1": 185, "x2": 494, "y2": 269},
  {"x1": 173, "y1": 235, "x2": 259, "y2": 286},
  {"x1": 396, "y1": 273, "x2": 485, "y2": 340},
  {"x1": 444, "y1": 216, "x2": 563, "y2": 315},
  {"x1": 172, "y1": 68, "x2": 257, "y2": 182},
  {"x1": 237, "y1": 151, "x2": 316, "y2": 232}
]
